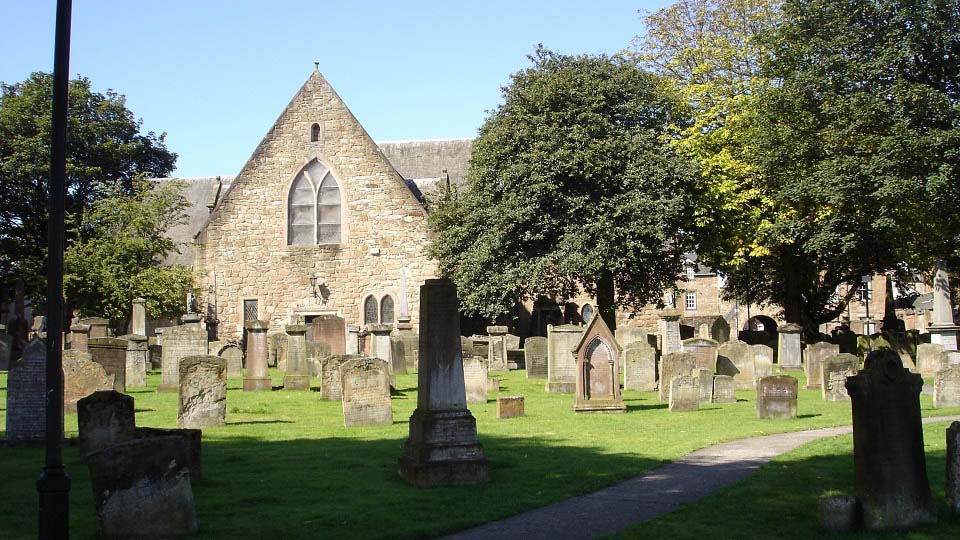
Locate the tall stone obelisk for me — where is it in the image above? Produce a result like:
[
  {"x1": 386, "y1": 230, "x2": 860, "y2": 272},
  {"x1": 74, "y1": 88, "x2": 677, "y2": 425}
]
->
[{"x1": 930, "y1": 261, "x2": 958, "y2": 351}]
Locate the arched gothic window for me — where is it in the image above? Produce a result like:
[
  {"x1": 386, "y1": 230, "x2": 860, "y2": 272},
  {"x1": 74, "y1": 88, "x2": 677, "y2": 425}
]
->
[
  {"x1": 380, "y1": 296, "x2": 395, "y2": 325},
  {"x1": 363, "y1": 295, "x2": 378, "y2": 326},
  {"x1": 287, "y1": 160, "x2": 342, "y2": 245}
]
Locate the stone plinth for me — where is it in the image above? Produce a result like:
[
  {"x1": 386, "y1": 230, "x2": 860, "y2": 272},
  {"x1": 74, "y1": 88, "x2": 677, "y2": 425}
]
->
[
  {"x1": 243, "y1": 320, "x2": 272, "y2": 391},
  {"x1": 124, "y1": 335, "x2": 149, "y2": 388},
  {"x1": 70, "y1": 323, "x2": 90, "y2": 352},
  {"x1": 283, "y1": 324, "x2": 310, "y2": 391},
  {"x1": 496, "y1": 396, "x2": 524, "y2": 418},
  {"x1": 545, "y1": 324, "x2": 583, "y2": 393},
  {"x1": 659, "y1": 308, "x2": 682, "y2": 354},
  {"x1": 777, "y1": 324, "x2": 803, "y2": 369},
  {"x1": 398, "y1": 279, "x2": 488, "y2": 487},
  {"x1": 757, "y1": 375, "x2": 798, "y2": 419},
  {"x1": 846, "y1": 349, "x2": 935, "y2": 529},
  {"x1": 178, "y1": 356, "x2": 227, "y2": 429},
  {"x1": 131, "y1": 297, "x2": 146, "y2": 336}
]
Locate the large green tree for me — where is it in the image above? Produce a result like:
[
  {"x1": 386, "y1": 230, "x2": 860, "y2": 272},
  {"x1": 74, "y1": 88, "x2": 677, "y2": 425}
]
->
[
  {"x1": 0, "y1": 72, "x2": 177, "y2": 305},
  {"x1": 429, "y1": 47, "x2": 696, "y2": 329},
  {"x1": 64, "y1": 179, "x2": 192, "y2": 332}
]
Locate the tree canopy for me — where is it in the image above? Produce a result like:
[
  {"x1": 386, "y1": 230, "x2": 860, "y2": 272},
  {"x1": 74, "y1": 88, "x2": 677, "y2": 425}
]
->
[
  {"x1": 0, "y1": 72, "x2": 177, "y2": 306},
  {"x1": 429, "y1": 47, "x2": 696, "y2": 328}
]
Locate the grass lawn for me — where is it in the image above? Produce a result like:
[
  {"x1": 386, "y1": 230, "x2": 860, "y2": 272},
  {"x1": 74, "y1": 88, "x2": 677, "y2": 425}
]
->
[
  {"x1": 607, "y1": 420, "x2": 960, "y2": 540},
  {"x1": 1, "y1": 367, "x2": 958, "y2": 539}
]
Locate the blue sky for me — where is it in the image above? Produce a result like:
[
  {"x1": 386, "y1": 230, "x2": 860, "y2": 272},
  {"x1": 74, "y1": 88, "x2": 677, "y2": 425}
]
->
[{"x1": 1, "y1": 1, "x2": 669, "y2": 177}]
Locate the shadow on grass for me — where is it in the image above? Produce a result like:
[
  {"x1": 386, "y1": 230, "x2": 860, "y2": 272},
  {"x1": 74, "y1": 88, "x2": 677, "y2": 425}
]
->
[
  {"x1": 227, "y1": 420, "x2": 295, "y2": 426},
  {"x1": 797, "y1": 414, "x2": 822, "y2": 419},
  {"x1": 134, "y1": 408, "x2": 155, "y2": 413},
  {"x1": 625, "y1": 403, "x2": 668, "y2": 412}
]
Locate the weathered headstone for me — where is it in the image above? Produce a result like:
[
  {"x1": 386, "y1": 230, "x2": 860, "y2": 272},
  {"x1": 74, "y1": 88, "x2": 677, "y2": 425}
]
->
[
  {"x1": 573, "y1": 315, "x2": 626, "y2": 413},
  {"x1": 777, "y1": 323, "x2": 803, "y2": 369},
  {"x1": 487, "y1": 377, "x2": 500, "y2": 393},
  {"x1": 243, "y1": 320, "x2": 271, "y2": 391},
  {"x1": 124, "y1": 335, "x2": 148, "y2": 388},
  {"x1": 346, "y1": 325, "x2": 360, "y2": 355},
  {"x1": 804, "y1": 342, "x2": 839, "y2": 389},
  {"x1": 682, "y1": 337, "x2": 719, "y2": 373},
  {"x1": 506, "y1": 348, "x2": 524, "y2": 370},
  {"x1": 487, "y1": 325, "x2": 508, "y2": 371},
  {"x1": 545, "y1": 324, "x2": 583, "y2": 393},
  {"x1": 669, "y1": 375, "x2": 699, "y2": 412},
  {"x1": 623, "y1": 341, "x2": 657, "y2": 392},
  {"x1": 818, "y1": 494, "x2": 859, "y2": 532},
  {"x1": 821, "y1": 353, "x2": 859, "y2": 402},
  {"x1": 752, "y1": 344, "x2": 775, "y2": 382},
  {"x1": 88, "y1": 337, "x2": 128, "y2": 393},
  {"x1": 0, "y1": 327, "x2": 10, "y2": 371},
  {"x1": 713, "y1": 375, "x2": 736, "y2": 403},
  {"x1": 717, "y1": 340, "x2": 756, "y2": 390},
  {"x1": 310, "y1": 315, "x2": 346, "y2": 355},
  {"x1": 86, "y1": 436, "x2": 198, "y2": 538},
  {"x1": 320, "y1": 354, "x2": 359, "y2": 400},
  {"x1": 64, "y1": 349, "x2": 115, "y2": 414},
  {"x1": 846, "y1": 349, "x2": 935, "y2": 529},
  {"x1": 78, "y1": 391, "x2": 135, "y2": 457},
  {"x1": 659, "y1": 352, "x2": 697, "y2": 402},
  {"x1": 757, "y1": 375, "x2": 798, "y2": 419},
  {"x1": 133, "y1": 426, "x2": 203, "y2": 482},
  {"x1": 524, "y1": 336, "x2": 548, "y2": 379},
  {"x1": 471, "y1": 336, "x2": 491, "y2": 360},
  {"x1": 390, "y1": 335, "x2": 409, "y2": 375},
  {"x1": 5, "y1": 339, "x2": 49, "y2": 442},
  {"x1": 695, "y1": 368, "x2": 714, "y2": 403},
  {"x1": 340, "y1": 357, "x2": 392, "y2": 427},
  {"x1": 934, "y1": 365, "x2": 960, "y2": 408},
  {"x1": 463, "y1": 355, "x2": 488, "y2": 404},
  {"x1": 398, "y1": 279, "x2": 489, "y2": 487},
  {"x1": 918, "y1": 343, "x2": 947, "y2": 376},
  {"x1": 615, "y1": 327, "x2": 648, "y2": 350},
  {"x1": 659, "y1": 308, "x2": 682, "y2": 354},
  {"x1": 269, "y1": 332, "x2": 286, "y2": 369},
  {"x1": 947, "y1": 422, "x2": 960, "y2": 513},
  {"x1": 283, "y1": 324, "x2": 310, "y2": 390},
  {"x1": 69, "y1": 323, "x2": 90, "y2": 353},
  {"x1": 367, "y1": 324, "x2": 394, "y2": 380},
  {"x1": 159, "y1": 324, "x2": 207, "y2": 392},
  {"x1": 945, "y1": 350, "x2": 960, "y2": 367},
  {"x1": 218, "y1": 343, "x2": 243, "y2": 377},
  {"x1": 178, "y1": 355, "x2": 227, "y2": 429},
  {"x1": 131, "y1": 297, "x2": 146, "y2": 336},
  {"x1": 396, "y1": 330, "x2": 419, "y2": 370},
  {"x1": 496, "y1": 396, "x2": 524, "y2": 419}
]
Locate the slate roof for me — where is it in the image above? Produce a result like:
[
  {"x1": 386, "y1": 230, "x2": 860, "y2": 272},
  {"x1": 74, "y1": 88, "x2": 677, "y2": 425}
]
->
[{"x1": 154, "y1": 176, "x2": 233, "y2": 266}]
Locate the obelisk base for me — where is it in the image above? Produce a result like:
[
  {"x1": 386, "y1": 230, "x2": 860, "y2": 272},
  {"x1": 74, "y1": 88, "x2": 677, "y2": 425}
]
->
[
  {"x1": 398, "y1": 409, "x2": 489, "y2": 487},
  {"x1": 929, "y1": 325, "x2": 959, "y2": 351},
  {"x1": 243, "y1": 376, "x2": 272, "y2": 392}
]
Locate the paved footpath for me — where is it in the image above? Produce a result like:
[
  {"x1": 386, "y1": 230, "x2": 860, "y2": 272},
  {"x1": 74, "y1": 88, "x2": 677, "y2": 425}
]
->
[{"x1": 438, "y1": 415, "x2": 960, "y2": 540}]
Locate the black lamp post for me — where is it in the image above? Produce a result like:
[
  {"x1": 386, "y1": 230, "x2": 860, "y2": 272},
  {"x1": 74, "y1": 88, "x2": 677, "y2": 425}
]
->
[{"x1": 37, "y1": 1, "x2": 73, "y2": 538}]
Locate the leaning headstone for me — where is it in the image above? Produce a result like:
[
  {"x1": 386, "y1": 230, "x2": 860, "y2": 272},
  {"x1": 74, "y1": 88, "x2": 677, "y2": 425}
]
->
[
  {"x1": 77, "y1": 391, "x2": 135, "y2": 457},
  {"x1": 310, "y1": 315, "x2": 346, "y2": 355},
  {"x1": 340, "y1": 357, "x2": 392, "y2": 427},
  {"x1": 487, "y1": 326, "x2": 509, "y2": 371},
  {"x1": 124, "y1": 335, "x2": 148, "y2": 388},
  {"x1": 934, "y1": 365, "x2": 960, "y2": 408},
  {"x1": 178, "y1": 356, "x2": 227, "y2": 429},
  {"x1": 716, "y1": 340, "x2": 756, "y2": 390},
  {"x1": 86, "y1": 436, "x2": 198, "y2": 538},
  {"x1": 5, "y1": 339, "x2": 48, "y2": 442},
  {"x1": 713, "y1": 375, "x2": 736, "y2": 403},
  {"x1": 496, "y1": 396, "x2": 525, "y2": 419},
  {"x1": 669, "y1": 375, "x2": 699, "y2": 412},
  {"x1": 218, "y1": 343, "x2": 243, "y2": 377},
  {"x1": 752, "y1": 344, "x2": 775, "y2": 382},
  {"x1": 88, "y1": 337, "x2": 128, "y2": 393},
  {"x1": 756, "y1": 375, "x2": 798, "y2": 419},
  {"x1": 545, "y1": 324, "x2": 583, "y2": 393},
  {"x1": 463, "y1": 355, "x2": 488, "y2": 404},
  {"x1": 846, "y1": 349, "x2": 935, "y2": 529},
  {"x1": 918, "y1": 343, "x2": 946, "y2": 376},
  {"x1": 283, "y1": 324, "x2": 310, "y2": 391},
  {"x1": 947, "y1": 422, "x2": 960, "y2": 513},
  {"x1": 777, "y1": 324, "x2": 803, "y2": 369},
  {"x1": 524, "y1": 336, "x2": 548, "y2": 379},
  {"x1": 320, "y1": 355, "x2": 359, "y2": 400},
  {"x1": 658, "y1": 352, "x2": 697, "y2": 402},
  {"x1": 64, "y1": 350, "x2": 115, "y2": 414},
  {"x1": 682, "y1": 337, "x2": 719, "y2": 373},
  {"x1": 243, "y1": 320, "x2": 271, "y2": 391},
  {"x1": 398, "y1": 279, "x2": 489, "y2": 486},
  {"x1": 573, "y1": 314, "x2": 626, "y2": 413},
  {"x1": 804, "y1": 342, "x2": 839, "y2": 389},
  {"x1": 821, "y1": 353, "x2": 859, "y2": 402},
  {"x1": 159, "y1": 324, "x2": 207, "y2": 392},
  {"x1": 623, "y1": 341, "x2": 657, "y2": 392}
]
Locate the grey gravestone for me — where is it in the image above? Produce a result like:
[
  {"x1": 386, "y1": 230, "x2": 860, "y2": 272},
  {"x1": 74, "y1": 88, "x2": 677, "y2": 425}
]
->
[
  {"x1": 934, "y1": 365, "x2": 960, "y2": 408},
  {"x1": 505, "y1": 333, "x2": 521, "y2": 351},
  {"x1": 160, "y1": 325, "x2": 207, "y2": 392},
  {"x1": 669, "y1": 375, "x2": 699, "y2": 412},
  {"x1": 269, "y1": 332, "x2": 287, "y2": 370},
  {"x1": 659, "y1": 309, "x2": 682, "y2": 354},
  {"x1": 398, "y1": 279, "x2": 489, "y2": 487},
  {"x1": 804, "y1": 342, "x2": 839, "y2": 389},
  {"x1": 713, "y1": 375, "x2": 736, "y2": 403},
  {"x1": 218, "y1": 343, "x2": 243, "y2": 377},
  {"x1": 283, "y1": 324, "x2": 310, "y2": 391},
  {"x1": 78, "y1": 390, "x2": 135, "y2": 457},
  {"x1": 367, "y1": 324, "x2": 394, "y2": 380},
  {"x1": 777, "y1": 324, "x2": 803, "y2": 369},
  {"x1": 757, "y1": 375, "x2": 798, "y2": 419},
  {"x1": 944, "y1": 350, "x2": 960, "y2": 367},
  {"x1": 133, "y1": 426, "x2": 202, "y2": 482},
  {"x1": 947, "y1": 422, "x2": 960, "y2": 514},
  {"x1": 821, "y1": 353, "x2": 859, "y2": 402},
  {"x1": 5, "y1": 339, "x2": 49, "y2": 442},
  {"x1": 546, "y1": 324, "x2": 583, "y2": 393},
  {"x1": 846, "y1": 349, "x2": 935, "y2": 529},
  {"x1": 88, "y1": 337, "x2": 128, "y2": 393},
  {"x1": 487, "y1": 326, "x2": 508, "y2": 371},
  {"x1": 124, "y1": 335, "x2": 148, "y2": 388},
  {"x1": 524, "y1": 336, "x2": 548, "y2": 379},
  {"x1": 659, "y1": 352, "x2": 697, "y2": 402},
  {"x1": 131, "y1": 297, "x2": 147, "y2": 336},
  {"x1": 463, "y1": 355, "x2": 488, "y2": 404},
  {"x1": 243, "y1": 320, "x2": 271, "y2": 392},
  {"x1": 86, "y1": 436, "x2": 198, "y2": 538},
  {"x1": 615, "y1": 327, "x2": 647, "y2": 350},
  {"x1": 320, "y1": 355, "x2": 360, "y2": 400},
  {"x1": 397, "y1": 330, "x2": 419, "y2": 371},
  {"x1": 717, "y1": 340, "x2": 755, "y2": 390},
  {"x1": 695, "y1": 368, "x2": 714, "y2": 403},
  {"x1": 818, "y1": 494, "x2": 859, "y2": 532},
  {"x1": 390, "y1": 335, "x2": 409, "y2": 375},
  {"x1": 471, "y1": 336, "x2": 490, "y2": 360},
  {"x1": 340, "y1": 357, "x2": 392, "y2": 427},
  {"x1": 572, "y1": 315, "x2": 625, "y2": 413},
  {"x1": 918, "y1": 343, "x2": 946, "y2": 376},
  {"x1": 0, "y1": 329, "x2": 12, "y2": 370},
  {"x1": 64, "y1": 350, "x2": 115, "y2": 414},
  {"x1": 682, "y1": 337, "x2": 719, "y2": 373},
  {"x1": 178, "y1": 356, "x2": 227, "y2": 429},
  {"x1": 487, "y1": 377, "x2": 501, "y2": 393},
  {"x1": 752, "y1": 344, "x2": 775, "y2": 382},
  {"x1": 623, "y1": 341, "x2": 657, "y2": 392}
]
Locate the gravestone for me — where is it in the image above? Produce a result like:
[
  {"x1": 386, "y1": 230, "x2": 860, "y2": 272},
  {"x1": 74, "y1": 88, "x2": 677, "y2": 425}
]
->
[
  {"x1": 752, "y1": 344, "x2": 775, "y2": 382},
  {"x1": 929, "y1": 261, "x2": 959, "y2": 350},
  {"x1": 818, "y1": 494, "x2": 859, "y2": 532},
  {"x1": 496, "y1": 396, "x2": 524, "y2": 419},
  {"x1": 623, "y1": 341, "x2": 657, "y2": 392},
  {"x1": 131, "y1": 297, "x2": 146, "y2": 336},
  {"x1": 471, "y1": 336, "x2": 490, "y2": 360},
  {"x1": 462, "y1": 355, "x2": 488, "y2": 404},
  {"x1": 124, "y1": 335, "x2": 148, "y2": 388},
  {"x1": 659, "y1": 309, "x2": 682, "y2": 354},
  {"x1": 573, "y1": 315, "x2": 626, "y2": 413},
  {"x1": 367, "y1": 324, "x2": 394, "y2": 380},
  {"x1": 948, "y1": 422, "x2": 960, "y2": 513},
  {"x1": 695, "y1": 368, "x2": 714, "y2": 403},
  {"x1": 716, "y1": 340, "x2": 755, "y2": 390},
  {"x1": 320, "y1": 355, "x2": 359, "y2": 400},
  {"x1": 133, "y1": 426, "x2": 202, "y2": 483},
  {"x1": 397, "y1": 330, "x2": 419, "y2": 370},
  {"x1": 86, "y1": 436, "x2": 198, "y2": 538},
  {"x1": 615, "y1": 327, "x2": 648, "y2": 349},
  {"x1": 505, "y1": 333, "x2": 521, "y2": 351},
  {"x1": 487, "y1": 326, "x2": 508, "y2": 371},
  {"x1": 78, "y1": 391, "x2": 135, "y2": 457},
  {"x1": 218, "y1": 343, "x2": 243, "y2": 377},
  {"x1": 682, "y1": 337, "x2": 719, "y2": 373},
  {"x1": 918, "y1": 343, "x2": 946, "y2": 376},
  {"x1": 340, "y1": 357, "x2": 392, "y2": 427},
  {"x1": 310, "y1": 315, "x2": 346, "y2": 355},
  {"x1": 178, "y1": 356, "x2": 227, "y2": 429},
  {"x1": 713, "y1": 375, "x2": 736, "y2": 403},
  {"x1": 64, "y1": 350, "x2": 115, "y2": 414},
  {"x1": 0, "y1": 327, "x2": 10, "y2": 371},
  {"x1": 777, "y1": 324, "x2": 803, "y2": 369},
  {"x1": 269, "y1": 332, "x2": 287, "y2": 369},
  {"x1": 398, "y1": 279, "x2": 489, "y2": 487},
  {"x1": 507, "y1": 348, "x2": 524, "y2": 370},
  {"x1": 81, "y1": 317, "x2": 110, "y2": 339},
  {"x1": 669, "y1": 375, "x2": 699, "y2": 412},
  {"x1": 159, "y1": 324, "x2": 207, "y2": 392},
  {"x1": 659, "y1": 352, "x2": 697, "y2": 402},
  {"x1": 390, "y1": 335, "x2": 409, "y2": 375},
  {"x1": 804, "y1": 342, "x2": 839, "y2": 389},
  {"x1": 5, "y1": 339, "x2": 48, "y2": 442},
  {"x1": 846, "y1": 349, "x2": 935, "y2": 529},
  {"x1": 757, "y1": 375, "x2": 798, "y2": 419},
  {"x1": 934, "y1": 365, "x2": 960, "y2": 408},
  {"x1": 487, "y1": 377, "x2": 500, "y2": 393},
  {"x1": 243, "y1": 320, "x2": 271, "y2": 391},
  {"x1": 944, "y1": 350, "x2": 960, "y2": 368},
  {"x1": 69, "y1": 323, "x2": 90, "y2": 353},
  {"x1": 346, "y1": 325, "x2": 360, "y2": 355},
  {"x1": 821, "y1": 353, "x2": 859, "y2": 402},
  {"x1": 283, "y1": 324, "x2": 310, "y2": 391},
  {"x1": 88, "y1": 337, "x2": 128, "y2": 393},
  {"x1": 524, "y1": 336, "x2": 548, "y2": 379},
  {"x1": 545, "y1": 324, "x2": 583, "y2": 393}
]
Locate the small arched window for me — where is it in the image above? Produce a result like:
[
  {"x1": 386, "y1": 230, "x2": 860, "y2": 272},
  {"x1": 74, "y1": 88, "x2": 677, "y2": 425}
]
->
[
  {"x1": 380, "y1": 296, "x2": 395, "y2": 325},
  {"x1": 363, "y1": 295, "x2": 378, "y2": 326},
  {"x1": 287, "y1": 160, "x2": 342, "y2": 245},
  {"x1": 310, "y1": 123, "x2": 321, "y2": 142}
]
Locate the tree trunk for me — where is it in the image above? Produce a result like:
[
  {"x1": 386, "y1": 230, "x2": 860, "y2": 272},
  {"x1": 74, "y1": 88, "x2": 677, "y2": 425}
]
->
[{"x1": 596, "y1": 273, "x2": 616, "y2": 332}]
